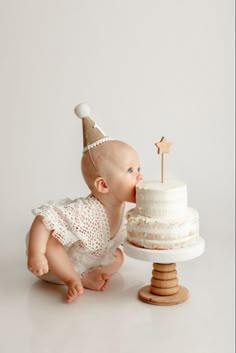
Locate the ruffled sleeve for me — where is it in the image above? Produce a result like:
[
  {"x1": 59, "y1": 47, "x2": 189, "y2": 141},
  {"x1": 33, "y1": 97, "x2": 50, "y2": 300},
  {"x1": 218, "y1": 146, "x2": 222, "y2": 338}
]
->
[
  {"x1": 32, "y1": 198, "x2": 80, "y2": 247},
  {"x1": 32, "y1": 196, "x2": 110, "y2": 255}
]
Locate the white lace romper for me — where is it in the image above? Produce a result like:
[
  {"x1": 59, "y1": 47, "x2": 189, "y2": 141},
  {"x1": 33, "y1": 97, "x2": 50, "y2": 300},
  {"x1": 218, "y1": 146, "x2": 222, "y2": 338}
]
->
[{"x1": 30, "y1": 195, "x2": 126, "y2": 283}]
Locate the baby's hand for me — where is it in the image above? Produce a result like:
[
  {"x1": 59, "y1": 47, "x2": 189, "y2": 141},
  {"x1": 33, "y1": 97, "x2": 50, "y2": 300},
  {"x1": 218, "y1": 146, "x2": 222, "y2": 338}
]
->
[{"x1": 27, "y1": 254, "x2": 49, "y2": 276}]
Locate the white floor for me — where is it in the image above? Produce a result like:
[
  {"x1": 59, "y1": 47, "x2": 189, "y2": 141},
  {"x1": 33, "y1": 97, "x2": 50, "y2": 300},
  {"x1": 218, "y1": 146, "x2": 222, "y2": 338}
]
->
[{"x1": 0, "y1": 234, "x2": 234, "y2": 353}]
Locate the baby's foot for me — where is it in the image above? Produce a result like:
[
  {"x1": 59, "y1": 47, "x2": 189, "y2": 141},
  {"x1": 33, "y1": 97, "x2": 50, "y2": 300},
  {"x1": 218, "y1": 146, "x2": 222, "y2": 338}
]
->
[
  {"x1": 66, "y1": 279, "x2": 84, "y2": 303},
  {"x1": 28, "y1": 253, "x2": 49, "y2": 276},
  {"x1": 81, "y1": 270, "x2": 110, "y2": 291}
]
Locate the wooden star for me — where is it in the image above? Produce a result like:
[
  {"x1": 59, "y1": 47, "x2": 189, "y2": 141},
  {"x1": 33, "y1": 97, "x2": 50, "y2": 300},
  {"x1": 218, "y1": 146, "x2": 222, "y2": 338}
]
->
[
  {"x1": 155, "y1": 136, "x2": 172, "y2": 155},
  {"x1": 154, "y1": 136, "x2": 173, "y2": 183}
]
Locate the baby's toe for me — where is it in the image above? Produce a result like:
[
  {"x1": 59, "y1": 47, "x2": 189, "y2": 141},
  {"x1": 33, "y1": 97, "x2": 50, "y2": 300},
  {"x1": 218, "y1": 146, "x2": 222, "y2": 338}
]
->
[
  {"x1": 66, "y1": 290, "x2": 74, "y2": 302},
  {"x1": 66, "y1": 295, "x2": 72, "y2": 303}
]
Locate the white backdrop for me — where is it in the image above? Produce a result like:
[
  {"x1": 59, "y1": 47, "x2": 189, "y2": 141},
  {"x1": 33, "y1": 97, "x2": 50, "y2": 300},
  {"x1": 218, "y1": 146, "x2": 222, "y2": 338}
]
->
[
  {"x1": 0, "y1": 1, "x2": 235, "y2": 352},
  {"x1": 0, "y1": 0, "x2": 234, "y2": 254}
]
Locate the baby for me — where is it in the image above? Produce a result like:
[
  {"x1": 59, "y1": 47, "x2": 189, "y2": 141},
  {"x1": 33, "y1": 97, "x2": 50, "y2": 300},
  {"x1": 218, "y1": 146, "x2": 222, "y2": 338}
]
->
[{"x1": 27, "y1": 104, "x2": 142, "y2": 302}]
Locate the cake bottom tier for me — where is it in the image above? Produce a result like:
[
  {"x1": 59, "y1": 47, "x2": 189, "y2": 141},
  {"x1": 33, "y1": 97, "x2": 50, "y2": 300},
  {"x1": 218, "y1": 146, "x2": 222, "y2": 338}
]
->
[{"x1": 126, "y1": 207, "x2": 199, "y2": 250}]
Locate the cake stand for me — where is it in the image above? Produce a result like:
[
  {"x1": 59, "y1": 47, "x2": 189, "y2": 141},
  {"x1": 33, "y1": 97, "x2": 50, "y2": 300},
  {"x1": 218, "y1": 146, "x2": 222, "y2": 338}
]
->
[{"x1": 123, "y1": 237, "x2": 205, "y2": 305}]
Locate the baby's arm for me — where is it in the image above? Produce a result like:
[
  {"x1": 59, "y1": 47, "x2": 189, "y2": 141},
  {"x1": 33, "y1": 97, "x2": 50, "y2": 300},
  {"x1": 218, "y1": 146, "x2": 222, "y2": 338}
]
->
[
  {"x1": 27, "y1": 216, "x2": 51, "y2": 276},
  {"x1": 28, "y1": 216, "x2": 84, "y2": 301}
]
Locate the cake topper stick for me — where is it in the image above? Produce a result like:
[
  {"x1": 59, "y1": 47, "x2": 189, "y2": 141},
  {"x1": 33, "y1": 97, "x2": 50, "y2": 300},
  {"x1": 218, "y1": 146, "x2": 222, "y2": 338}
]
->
[{"x1": 155, "y1": 136, "x2": 172, "y2": 183}]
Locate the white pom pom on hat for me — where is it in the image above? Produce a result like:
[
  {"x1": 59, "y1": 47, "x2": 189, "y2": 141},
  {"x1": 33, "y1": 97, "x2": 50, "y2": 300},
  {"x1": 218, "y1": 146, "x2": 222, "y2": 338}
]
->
[
  {"x1": 74, "y1": 103, "x2": 91, "y2": 119},
  {"x1": 74, "y1": 103, "x2": 112, "y2": 153}
]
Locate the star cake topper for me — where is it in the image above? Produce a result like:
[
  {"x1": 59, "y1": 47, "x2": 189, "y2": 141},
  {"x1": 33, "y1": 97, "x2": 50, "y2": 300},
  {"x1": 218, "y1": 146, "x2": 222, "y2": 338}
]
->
[
  {"x1": 155, "y1": 136, "x2": 172, "y2": 155},
  {"x1": 154, "y1": 136, "x2": 172, "y2": 183}
]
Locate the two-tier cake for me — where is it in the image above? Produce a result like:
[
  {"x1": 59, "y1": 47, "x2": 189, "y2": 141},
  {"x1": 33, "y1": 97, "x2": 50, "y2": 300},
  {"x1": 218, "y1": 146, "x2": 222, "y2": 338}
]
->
[{"x1": 126, "y1": 177, "x2": 200, "y2": 250}]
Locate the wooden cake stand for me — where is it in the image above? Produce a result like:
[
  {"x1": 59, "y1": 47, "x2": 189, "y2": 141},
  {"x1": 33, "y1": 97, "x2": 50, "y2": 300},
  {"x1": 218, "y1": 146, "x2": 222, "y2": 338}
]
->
[{"x1": 123, "y1": 237, "x2": 205, "y2": 306}]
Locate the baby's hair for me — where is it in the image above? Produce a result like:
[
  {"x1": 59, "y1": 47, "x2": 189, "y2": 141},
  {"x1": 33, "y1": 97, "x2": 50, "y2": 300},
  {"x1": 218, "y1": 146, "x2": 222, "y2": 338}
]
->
[{"x1": 81, "y1": 140, "x2": 135, "y2": 191}]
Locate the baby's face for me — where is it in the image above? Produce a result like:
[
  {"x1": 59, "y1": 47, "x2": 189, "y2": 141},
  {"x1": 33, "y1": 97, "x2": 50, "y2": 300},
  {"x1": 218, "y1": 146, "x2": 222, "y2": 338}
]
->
[{"x1": 104, "y1": 144, "x2": 142, "y2": 203}]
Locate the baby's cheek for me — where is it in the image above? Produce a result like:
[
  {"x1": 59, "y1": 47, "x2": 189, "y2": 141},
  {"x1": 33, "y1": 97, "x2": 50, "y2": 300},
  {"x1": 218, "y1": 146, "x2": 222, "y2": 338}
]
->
[{"x1": 129, "y1": 186, "x2": 136, "y2": 201}]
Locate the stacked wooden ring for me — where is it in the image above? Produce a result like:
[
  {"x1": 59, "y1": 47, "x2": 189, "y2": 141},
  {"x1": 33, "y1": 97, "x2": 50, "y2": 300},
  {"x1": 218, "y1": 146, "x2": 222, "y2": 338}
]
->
[{"x1": 151, "y1": 263, "x2": 179, "y2": 296}]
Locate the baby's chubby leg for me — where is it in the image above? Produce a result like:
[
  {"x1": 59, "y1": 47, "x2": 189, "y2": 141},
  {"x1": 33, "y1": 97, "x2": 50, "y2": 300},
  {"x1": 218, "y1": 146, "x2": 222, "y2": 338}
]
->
[
  {"x1": 45, "y1": 236, "x2": 84, "y2": 302},
  {"x1": 27, "y1": 216, "x2": 51, "y2": 276},
  {"x1": 81, "y1": 248, "x2": 124, "y2": 291},
  {"x1": 28, "y1": 216, "x2": 83, "y2": 302}
]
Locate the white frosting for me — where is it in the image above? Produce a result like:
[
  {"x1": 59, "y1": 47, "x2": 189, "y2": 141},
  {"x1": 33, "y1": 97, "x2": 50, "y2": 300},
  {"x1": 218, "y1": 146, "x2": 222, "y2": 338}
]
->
[
  {"x1": 136, "y1": 178, "x2": 187, "y2": 219},
  {"x1": 127, "y1": 207, "x2": 199, "y2": 250},
  {"x1": 127, "y1": 178, "x2": 200, "y2": 250},
  {"x1": 127, "y1": 234, "x2": 199, "y2": 250}
]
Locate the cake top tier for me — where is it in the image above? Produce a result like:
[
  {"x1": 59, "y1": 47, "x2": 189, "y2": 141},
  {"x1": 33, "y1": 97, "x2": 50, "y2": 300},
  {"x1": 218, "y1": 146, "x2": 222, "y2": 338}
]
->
[{"x1": 136, "y1": 177, "x2": 188, "y2": 219}]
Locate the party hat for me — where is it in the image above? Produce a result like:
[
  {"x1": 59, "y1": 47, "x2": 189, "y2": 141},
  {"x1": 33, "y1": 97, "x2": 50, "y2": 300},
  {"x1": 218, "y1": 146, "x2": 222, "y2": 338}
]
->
[{"x1": 74, "y1": 103, "x2": 112, "y2": 152}]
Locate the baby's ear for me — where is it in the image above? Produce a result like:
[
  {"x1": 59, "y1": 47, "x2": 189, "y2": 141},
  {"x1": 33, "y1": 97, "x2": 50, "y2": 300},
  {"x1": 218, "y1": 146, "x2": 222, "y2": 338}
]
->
[{"x1": 94, "y1": 177, "x2": 109, "y2": 194}]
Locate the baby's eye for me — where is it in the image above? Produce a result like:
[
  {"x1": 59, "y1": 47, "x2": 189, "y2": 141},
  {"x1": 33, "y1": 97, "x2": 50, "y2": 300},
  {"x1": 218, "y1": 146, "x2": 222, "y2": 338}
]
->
[
  {"x1": 127, "y1": 167, "x2": 133, "y2": 173},
  {"x1": 138, "y1": 167, "x2": 141, "y2": 173}
]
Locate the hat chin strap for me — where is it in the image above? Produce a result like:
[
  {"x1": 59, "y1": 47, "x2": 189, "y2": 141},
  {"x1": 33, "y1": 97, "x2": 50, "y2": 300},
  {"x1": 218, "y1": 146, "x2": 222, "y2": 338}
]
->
[
  {"x1": 87, "y1": 148, "x2": 107, "y2": 186},
  {"x1": 88, "y1": 148, "x2": 117, "y2": 198},
  {"x1": 87, "y1": 146, "x2": 116, "y2": 195},
  {"x1": 83, "y1": 137, "x2": 113, "y2": 153}
]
